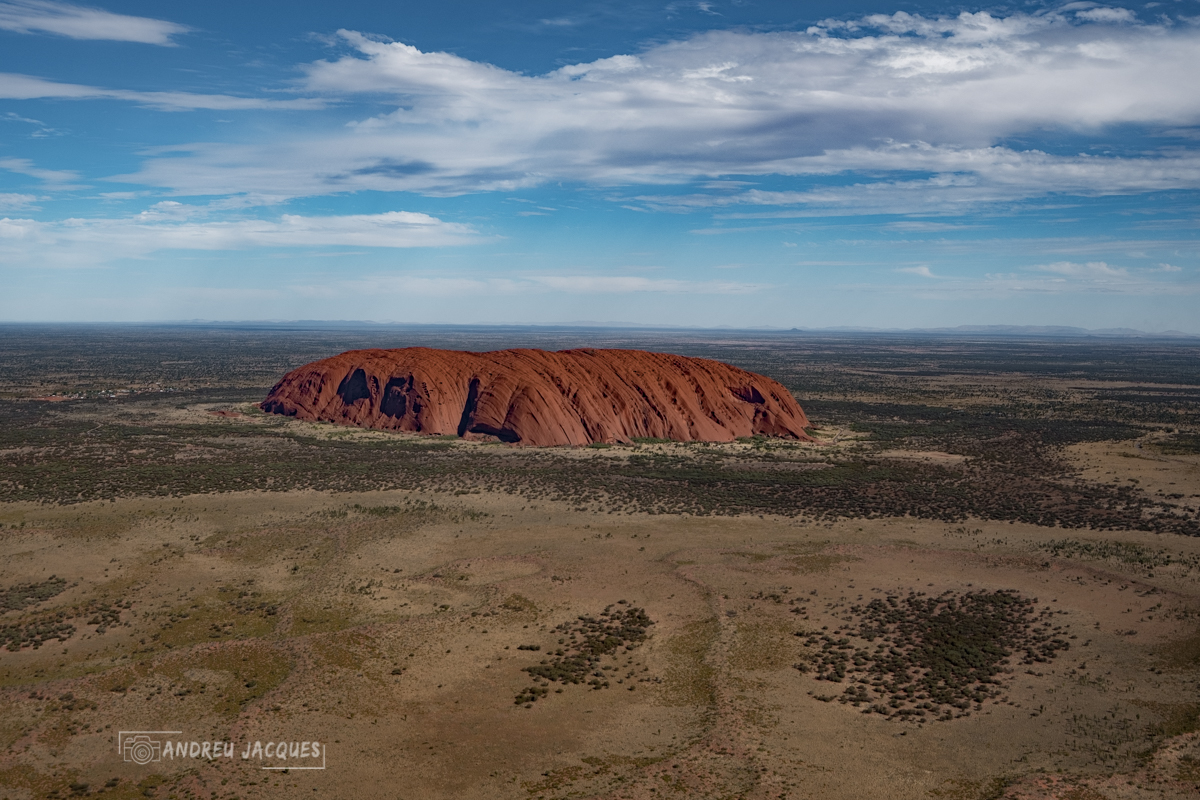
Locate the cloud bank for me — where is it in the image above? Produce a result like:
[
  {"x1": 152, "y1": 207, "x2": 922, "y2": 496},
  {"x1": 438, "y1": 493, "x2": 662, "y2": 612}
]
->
[{"x1": 108, "y1": 8, "x2": 1200, "y2": 209}]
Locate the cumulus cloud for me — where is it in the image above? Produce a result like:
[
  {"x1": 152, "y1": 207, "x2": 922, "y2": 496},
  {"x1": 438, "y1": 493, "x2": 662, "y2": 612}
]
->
[
  {"x1": 0, "y1": 73, "x2": 325, "y2": 110},
  {"x1": 0, "y1": 0, "x2": 188, "y2": 45},
  {"x1": 0, "y1": 211, "x2": 480, "y2": 267},
  {"x1": 109, "y1": 10, "x2": 1200, "y2": 203}
]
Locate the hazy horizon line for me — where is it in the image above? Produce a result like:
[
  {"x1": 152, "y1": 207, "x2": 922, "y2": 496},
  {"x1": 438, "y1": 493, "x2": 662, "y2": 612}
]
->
[{"x1": 1, "y1": 320, "x2": 1197, "y2": 339}]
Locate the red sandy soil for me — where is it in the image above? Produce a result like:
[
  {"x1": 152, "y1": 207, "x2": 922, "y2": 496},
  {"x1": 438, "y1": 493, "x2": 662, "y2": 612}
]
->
[{"x1": 260, "y1": 347, "x2": 812, "y2": 446}]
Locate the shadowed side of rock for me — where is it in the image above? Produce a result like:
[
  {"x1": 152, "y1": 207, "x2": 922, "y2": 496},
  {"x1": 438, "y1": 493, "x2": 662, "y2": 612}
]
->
[{"x1": 260, "y1": 347, "x2": 813, "y2": 446}]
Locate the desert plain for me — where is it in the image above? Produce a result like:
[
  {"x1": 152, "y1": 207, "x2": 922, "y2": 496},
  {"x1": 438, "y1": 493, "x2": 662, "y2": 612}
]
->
[{"x1": 1, "y1": 325, "x2": 1199, "y2": 800}]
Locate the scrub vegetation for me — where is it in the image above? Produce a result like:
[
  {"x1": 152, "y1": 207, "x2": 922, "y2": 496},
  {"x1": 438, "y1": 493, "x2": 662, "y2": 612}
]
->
[{"x1": 1, "y1": 325, "x2": 1199, "y2": 800}]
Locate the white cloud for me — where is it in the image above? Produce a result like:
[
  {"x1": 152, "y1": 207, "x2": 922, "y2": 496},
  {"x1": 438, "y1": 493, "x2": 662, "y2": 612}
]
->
[
  {"x1": 0, "y1": 73, "x2": 325, "y2": 111},
  {"x1": 1073, "y1": 7, "x2": 1138, "y2": 25},
  {"x1": 342, "y1": 276, "x2": 520, "y2": 297},
  {"x1": 106, "y1": 10, "x2": 1200, "y2": 204},
  {"x1": 0, "y1": 156, "x2": 81, "y2": 186},
  {"x1": 1, "y1": 110, "x2": 44, "y2": 125},
  {"x1": 0, "y1": 211, "x2": 481, "y2": 268},
  {"x1": 529, "y1": 275, "x2": 761, "y2": 293},
  {"x1": 666, "y1": 1, "x2": 721, "y2": 17},
  {"x1": 1034, "y1": 260, "x2": 1130, "y2": 278},
  {"x1": 897, "y1": 265, "x2": 938, "y2": 278},
  {"x1": 844, "y1": 258, "x2": 1196, "y2": 298},
  {"x1": 0, "y1": 1, "x2": 188, "y2": 45},
  {"x1": 972, "y1": 273, "x2": 1190, "y2": 295},
  {"x1": 0, "y1": 192, "x2": 37, "y2": 210},
  {"x1": 886, "y1": 221, "x2": 982, "y2": 232},
  {"x1": 945, "y1": 259, "x2": 1199, "y2": 295},
  {"x1": 322, "y1": 273, "x2": 764, "y2": 298},
  {"x1": 634, "y1": 146, "x2": 1200, "y2": 216}
]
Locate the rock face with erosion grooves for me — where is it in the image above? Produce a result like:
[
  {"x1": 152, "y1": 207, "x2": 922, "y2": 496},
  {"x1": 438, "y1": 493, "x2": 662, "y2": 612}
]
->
[{"x1": 260, "y1": 347, "x2": 813, "y2": 447}]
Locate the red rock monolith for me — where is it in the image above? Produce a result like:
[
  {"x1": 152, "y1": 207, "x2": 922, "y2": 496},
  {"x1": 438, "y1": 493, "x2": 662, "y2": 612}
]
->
[{"x1": 260, "y1": 347, "x2": 812, "y2": 447}]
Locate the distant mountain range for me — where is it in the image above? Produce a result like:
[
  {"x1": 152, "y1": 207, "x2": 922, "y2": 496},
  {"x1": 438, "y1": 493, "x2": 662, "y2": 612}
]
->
[
  {"x1": 794, "y1": 325, "x2": 1198, "y2": 338},
  {"x1": 3, "y1": 321, "x2": 1196, "y2": 338}
]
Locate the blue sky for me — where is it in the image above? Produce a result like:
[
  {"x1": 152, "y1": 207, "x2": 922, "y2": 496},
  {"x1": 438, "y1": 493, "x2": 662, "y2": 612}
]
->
[{"x1": 1, "y1": 1, "x2": 1199, "y2": 330}]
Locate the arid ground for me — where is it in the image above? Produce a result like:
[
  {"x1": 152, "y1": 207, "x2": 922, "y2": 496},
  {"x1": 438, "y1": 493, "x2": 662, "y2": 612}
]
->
[{"x1": 1, "y1": 325, "x2": 1198, "y2": 800}]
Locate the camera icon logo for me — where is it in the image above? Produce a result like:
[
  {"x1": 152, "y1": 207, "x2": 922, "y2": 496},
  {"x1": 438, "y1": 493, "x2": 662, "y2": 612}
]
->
[
  {"x1": 124, "y1": 735, "x2": 161, "y2": 765},
  {"x1": 118, "y1": 732, "x2": 175, "y2": 765}
]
